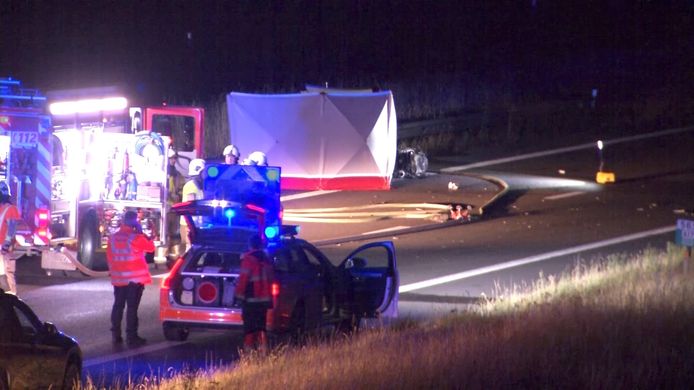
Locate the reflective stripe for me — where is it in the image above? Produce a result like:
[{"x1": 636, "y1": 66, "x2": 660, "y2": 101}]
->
[
  {"x1": 234, "y1": 250, "x2": 274, "y2": 301},
  {"x1": 246, "y1": 297, "x2": 272, "y2": 303},
  {"x1": 106, "y1": 228, "x2": 152, "y2": 286}
]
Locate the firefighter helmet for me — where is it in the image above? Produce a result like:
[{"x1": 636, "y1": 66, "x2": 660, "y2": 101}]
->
[
  {"x1": 223, "y1": 144, "x2": 240, "y2": 158},
  {"x1": 188, "y1": 158, "x2": 206, "y2": 176},
  {"x1": 246, "y1": 151, "x2": 268, "y2": 166}
]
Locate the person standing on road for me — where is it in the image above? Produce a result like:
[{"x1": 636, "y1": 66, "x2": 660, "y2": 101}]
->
[
  {"x1": 0, "y1": 181, "x2": 20, "y2": 295},
  {"x1": 180, "y1": 158, "x2": 205, "y2": 250},
  {"x1": 106, "y1": 210, "x2": 154, "y2": 347},
  {"x1": 234, "y1": 234, "x2": 274, "y2": 354}
]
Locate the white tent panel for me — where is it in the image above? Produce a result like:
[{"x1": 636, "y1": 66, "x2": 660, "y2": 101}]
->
[{"x1": 227, "y1": 91, "x2": 397, "y2": 190}]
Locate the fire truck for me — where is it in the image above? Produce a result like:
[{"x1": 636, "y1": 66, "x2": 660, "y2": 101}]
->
[{"x1": 0, "y1": 77, "x2": 204, "y2": 275}]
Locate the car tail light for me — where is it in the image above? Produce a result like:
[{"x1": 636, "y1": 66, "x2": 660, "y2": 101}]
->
[
  {"x1": 34, "y1": 208, "x2": 51, "y2": 243},
  {"x1": 37, "y1": 227, "x2": 49, "y2": 237},
  {"x1": 271, "y1": 282, "x2": 280, "y2": 297},
  {"x1": 35, "y1": 209, "x2": 50, "y2": 224},
  {"x1": 161, "y1": 257, "x2": 184, "y2": 289}
]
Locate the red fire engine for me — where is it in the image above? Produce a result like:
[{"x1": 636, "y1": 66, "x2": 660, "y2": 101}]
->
[{"x1": 0, "y1": 77, "x2": 204, "y2": 275}]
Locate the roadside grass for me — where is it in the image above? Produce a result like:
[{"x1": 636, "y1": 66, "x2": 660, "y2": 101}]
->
[{"x1": 82, "y1": 244, "x2": 694, "y2": 389}]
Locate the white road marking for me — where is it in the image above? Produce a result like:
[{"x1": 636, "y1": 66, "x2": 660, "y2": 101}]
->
[
  {"x1": 84, "y1": 341, "x2": 183, "y2": 368},
  {"x1": 543, "y1": 191, "x2": 586, "y2": 201},
  {"x1": 361, "y1": 226, "x2": 411, "y2": 235},
  {"x1": 399, "y1": 225, "x2": 675, "y2": 293},
  {"x1": 280, "y1": 190, "x2": 339, "y2": 202},
  {"x1": 441, "y1": 126, "x2": 694, "y2": 171}
]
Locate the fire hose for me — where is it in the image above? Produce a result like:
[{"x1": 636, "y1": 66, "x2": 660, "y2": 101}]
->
[{"x1": 58, "y1": 247, "x2": 110, "y2": 277}]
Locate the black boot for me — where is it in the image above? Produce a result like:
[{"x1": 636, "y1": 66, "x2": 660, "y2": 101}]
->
[{"x1": 127, "y1": 335, "x2": 147, "y2": 347}]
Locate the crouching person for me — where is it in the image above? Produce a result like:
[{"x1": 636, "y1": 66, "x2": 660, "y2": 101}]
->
[{"x1": 234, "y1": 234, "x2": 274, "y2": 354}]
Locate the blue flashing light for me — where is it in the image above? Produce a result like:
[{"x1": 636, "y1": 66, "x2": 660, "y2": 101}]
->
[
  {"x1": 224, "y1": 208, "x2": 236, "y2": 219},
  {"x1": 265, "y1": 168, "x2": 280, "y2": 182},
  {"x1": 264, "y1": 225, "x2": 279, "y2": 240},
  {"x1": 207, "y1": 166, "x2": 220, "y2": 178}
]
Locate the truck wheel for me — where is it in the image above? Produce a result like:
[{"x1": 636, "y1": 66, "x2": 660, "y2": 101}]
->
[
  {"x1": 78, "y1": 211, "x2": 106, "y2": 271},
  {"x1": 163, "y1": 322, "x2": 189, "y2": 341}
]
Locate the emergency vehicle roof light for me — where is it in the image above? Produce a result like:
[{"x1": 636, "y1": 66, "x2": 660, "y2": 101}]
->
[
  {"x1": 210, "y1": 199, "x2": 229, "y2": 208},
  {"x1": 224, "y1": 208, "x2": 236, "y2": 219},
  {"x1": 206, "y1": 165, "x2": 220, "y2": 178},
  {"x1": 49, "y1": 96, "x2": 128, "y2": 116},
  {"x1": 264, "y1": 225, "x2": 279, "y2": 240}
]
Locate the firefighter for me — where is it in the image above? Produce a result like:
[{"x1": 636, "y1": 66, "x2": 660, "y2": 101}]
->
[
  {"x1": 223, "y1": 144, "x2": 241, "y2": 165},
  {"x1": 234, "y1": 234, "x2": 274, "y2": 354},
  {"x1": 166, "y1": 148, "x2": 185, "y2": 251},
  {"x1": 167, "y1": 148, "x2": 185, "y2": 203},
  {"x1": 0, "y1": 181, "x2": 20, "y2": 295},
  {"x1": 106, "y1": 210, "x2": 154, "y2": 347},
  {"x1": 180, "y1": 158, "x2": 205, "y2": 250},
  {"x1": 243, "y1": 151, "x2": 268, "y2": 166}
]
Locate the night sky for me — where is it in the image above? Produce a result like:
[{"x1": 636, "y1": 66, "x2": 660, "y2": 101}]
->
[{"x1": 1, "y1": 1, "x2": 693, "y2": 105}]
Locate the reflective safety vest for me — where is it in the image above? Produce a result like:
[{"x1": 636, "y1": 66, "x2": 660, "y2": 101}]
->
[
  {"x1": 106, "y1": 225, "x2": 154, "y2": 286},
  {"x1": 234, "y1": 250, "x2": 274, "y2": 304},
  {"x1": 180, "y1": 179, "x2": 203, "y2": 226}
]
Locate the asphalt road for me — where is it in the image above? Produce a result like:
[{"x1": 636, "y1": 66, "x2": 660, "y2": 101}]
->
[{"x1": 12, "y1": 127, "x2": 694, "y2": 385}]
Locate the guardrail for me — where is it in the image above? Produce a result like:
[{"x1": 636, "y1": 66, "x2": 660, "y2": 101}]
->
[{"x1": 397, "y1": 99, "x2": 586, "y2": 139}]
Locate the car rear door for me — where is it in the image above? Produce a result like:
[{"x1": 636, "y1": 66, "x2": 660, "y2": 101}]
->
[
  {"x1": 338, "y1": 241, "x2": 398, "y2": 320},
  {"x1": 271, "y1": 243, "x2": 324, "y2": 331}
]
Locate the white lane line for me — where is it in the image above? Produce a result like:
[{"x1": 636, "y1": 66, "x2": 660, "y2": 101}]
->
[
  {"x1": 441, "y1": 126, "x2": 694, "y2": 171},
  {"x1": 361, "y1": 226, "x2": 411, "y2": 235},
  {"x1": 543, "y1": 191, "x2": 586, "y2": 201},
  {"x1": 281, "y1": 190, "x2": 339, "y2": 202},
  {"x1": 399, "y1": 225, "x2": 675, "y2": 293},
  {"x1": 84, "y1": 341, "x2": 183, "y2": 368}
]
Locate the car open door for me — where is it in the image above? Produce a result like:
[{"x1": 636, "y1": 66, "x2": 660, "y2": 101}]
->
[{"x1": 339, "y1": 241, "x2": 398, "y2": 320}]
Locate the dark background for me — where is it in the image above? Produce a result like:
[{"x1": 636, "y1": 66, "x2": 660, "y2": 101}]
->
[{"x1": 1, "y1": 1, "x2": 693, "y2": 109}]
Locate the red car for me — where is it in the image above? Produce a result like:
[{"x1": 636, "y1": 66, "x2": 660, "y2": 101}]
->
[{"x1": 159, "y1": 201, "x2": 398, "y2": 341}]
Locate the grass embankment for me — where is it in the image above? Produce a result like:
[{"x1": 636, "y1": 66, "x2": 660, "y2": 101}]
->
[{"x1": 85, "y1": 245, "x2": 694, "y2": 389}]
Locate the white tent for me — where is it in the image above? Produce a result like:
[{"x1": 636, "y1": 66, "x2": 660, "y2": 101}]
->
[{"x1": 227, "y1": 91, "x2": 397, "y2": 190}]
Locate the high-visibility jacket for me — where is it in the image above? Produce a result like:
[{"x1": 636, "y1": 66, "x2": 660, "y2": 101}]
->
[
  {"x1": 106, "y1": 225, "x2": 155, "y2": 286},
  {"x1": 180, "y1": 179, "x2": 203, "y2": 227},
  {"x1": 234, "y1": 249, "x2": 274, "y2": 305}
]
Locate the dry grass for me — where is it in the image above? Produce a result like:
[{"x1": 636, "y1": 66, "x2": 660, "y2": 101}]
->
[{"x1": 82, "y1": 244, "x2": 694, "y2": 389}]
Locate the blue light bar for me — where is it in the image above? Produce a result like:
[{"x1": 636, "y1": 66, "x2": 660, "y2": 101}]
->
[
  {"x1": 265, "y1": 225, "x2": 279, "y2": 240},
  {"x1": 207, "y1": 166, "x2": 220, "y2": 178}
]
